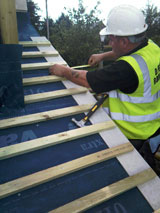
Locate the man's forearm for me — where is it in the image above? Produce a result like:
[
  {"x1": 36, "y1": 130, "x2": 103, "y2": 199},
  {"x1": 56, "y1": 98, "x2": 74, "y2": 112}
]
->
[
  {"x1": 102, "y1": 51, "x2": 118, "y2": 61},
  {"x1": 64, "y1": 68, "x2": 90, "y2": 88},
  {"x1": 49, "y1": 64, "x2": 90, "y2": 88}
]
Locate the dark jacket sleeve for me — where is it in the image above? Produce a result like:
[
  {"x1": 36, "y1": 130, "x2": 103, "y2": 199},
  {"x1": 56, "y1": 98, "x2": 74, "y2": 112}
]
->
[{"x1": 86, "y1": 60, "x2": 138, "y2": 94}]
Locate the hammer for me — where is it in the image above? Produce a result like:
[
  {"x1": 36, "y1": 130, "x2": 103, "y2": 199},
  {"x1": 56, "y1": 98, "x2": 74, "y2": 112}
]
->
[{"x1": 72, "y1": 93, "x2": 108, "y2": 128}]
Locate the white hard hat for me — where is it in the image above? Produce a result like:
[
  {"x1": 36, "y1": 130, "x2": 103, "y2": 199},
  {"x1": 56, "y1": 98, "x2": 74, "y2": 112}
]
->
[{"x1": 100, "y1": 5, "x2": 148, "y2": 36}]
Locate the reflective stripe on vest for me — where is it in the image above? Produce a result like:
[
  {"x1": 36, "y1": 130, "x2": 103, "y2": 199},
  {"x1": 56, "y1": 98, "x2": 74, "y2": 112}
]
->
[
  {"x1": 110, "y1": 110, "x2": 160, "y2": 122},
  {"x1": 109, "y1": 54, "x2": 160, "y2": 103},
  {"x1": 109, "y1": 54, "x2": 160, "y2": 122}
]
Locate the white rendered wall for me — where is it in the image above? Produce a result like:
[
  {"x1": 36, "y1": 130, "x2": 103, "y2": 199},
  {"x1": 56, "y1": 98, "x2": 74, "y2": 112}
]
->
[{"x1": 16, "y1": 0, "x2": 27, "y2": 12}]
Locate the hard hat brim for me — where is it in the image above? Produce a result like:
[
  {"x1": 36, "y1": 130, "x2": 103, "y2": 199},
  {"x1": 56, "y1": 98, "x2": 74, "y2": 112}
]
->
[
  {"x1": 99, "y1": 27, "x2": 108, "y2": 36},
  {"x1": 99, "y1": 24, "x2": 148, "y2": 36}
]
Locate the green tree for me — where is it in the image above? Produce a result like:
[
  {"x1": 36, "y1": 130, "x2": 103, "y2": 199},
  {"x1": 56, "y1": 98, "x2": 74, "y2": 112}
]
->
[
  {"x1": 39, "y1": 17, "x2": 55, "y2": 37},
  {"x1": 27, "y1": 0, "x2": 42, "y2": 33},
  {"x1": 143, "y1": 3, "x2": 160, "y2": 45},
  {"x1": 50, "y1": 0, "x2": 104, "y2": 66}
]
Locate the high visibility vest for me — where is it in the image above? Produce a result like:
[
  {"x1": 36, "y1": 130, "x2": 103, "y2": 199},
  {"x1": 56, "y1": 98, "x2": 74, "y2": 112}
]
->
[{"x1": 103, "y1": 40, "x2": 160, "y2": 139}]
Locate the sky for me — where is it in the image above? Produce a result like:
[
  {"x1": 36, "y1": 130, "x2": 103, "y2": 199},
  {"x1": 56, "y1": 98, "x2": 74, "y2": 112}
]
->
[{"x1": 32, "y1": 0, "x2": 160, "y2": 22}]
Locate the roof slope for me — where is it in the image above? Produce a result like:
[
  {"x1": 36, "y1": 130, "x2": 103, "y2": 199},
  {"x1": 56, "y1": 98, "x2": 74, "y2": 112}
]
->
[{"x1": 0, "y1": 10, "x2": 160, "y2": 213}]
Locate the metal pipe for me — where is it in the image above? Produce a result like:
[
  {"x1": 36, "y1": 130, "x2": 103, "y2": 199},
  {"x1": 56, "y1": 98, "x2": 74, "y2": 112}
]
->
[{"x1": 45, "y1": 0, "x2": 50, "y2": 40}]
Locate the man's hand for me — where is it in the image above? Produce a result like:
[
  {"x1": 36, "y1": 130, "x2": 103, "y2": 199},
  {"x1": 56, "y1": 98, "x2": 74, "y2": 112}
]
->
[
  {"x1": 88, "y1": 51, "x2": 117, "y2": 67},
  {"x1": 49, "y1": 64, "x2": 67, "y2": 77},
  {"x1": 88, "y1": 54, "x2": 104, "y2": 67}
]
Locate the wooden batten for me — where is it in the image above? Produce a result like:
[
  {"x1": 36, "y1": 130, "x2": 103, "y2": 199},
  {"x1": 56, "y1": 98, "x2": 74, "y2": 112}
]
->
[
  {"x1": 23, "y1": 76, "x2": 65, "y2": 86},
  {"x1": 0, "y1": 121, "x2": 116, "y2": 160},
  {"x1": 19, "y1": 41, "x2": 51, "y2": 47},
  {"x1": 0, "y1": 143, "x2": 133, "y2": 199},
  {"x1": 24, "y1": 87, "x2": 88, "y2": 104},
  {"x1": 52, "y1": 168, "x2": 156, "y2": 213},
  {"x1": 21, "y1": 62, "x2": 67, "y2": 71},
  {"x1": 0, "y1": 0, "x2": 18, "y2": 44},
  {"x1": 154, "y1": 209, "x2": 160, "y2": 213},
  {"x1": 0, "y1": 104, "x2": 92, "y2": 129},
  {"x1": 22, "y1": 51, "x2": 59, "y2": 58}
]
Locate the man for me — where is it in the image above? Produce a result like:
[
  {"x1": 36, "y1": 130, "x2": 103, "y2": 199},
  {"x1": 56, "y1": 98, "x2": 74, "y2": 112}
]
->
[{"x1": 49, "y1": 5, "x2": 160, "y2": 173}]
